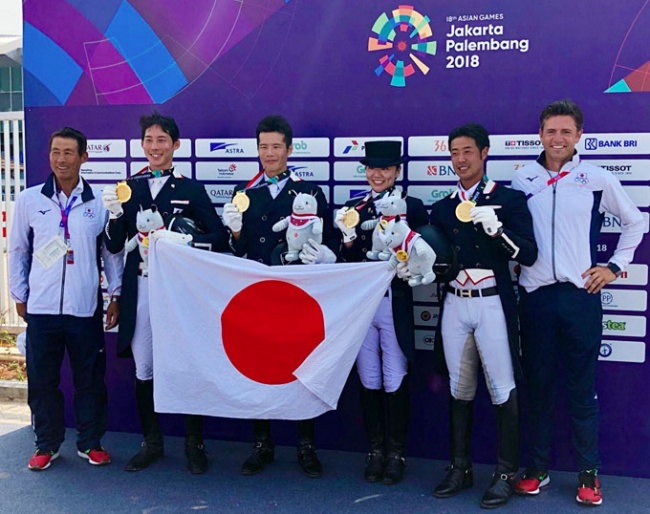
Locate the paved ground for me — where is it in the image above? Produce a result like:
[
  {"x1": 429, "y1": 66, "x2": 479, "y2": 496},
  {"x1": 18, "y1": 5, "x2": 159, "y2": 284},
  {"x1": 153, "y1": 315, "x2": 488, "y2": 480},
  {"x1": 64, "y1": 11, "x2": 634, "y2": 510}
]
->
[{"x1": 0, "y1": 398, "x2": 30, "y2": 436}]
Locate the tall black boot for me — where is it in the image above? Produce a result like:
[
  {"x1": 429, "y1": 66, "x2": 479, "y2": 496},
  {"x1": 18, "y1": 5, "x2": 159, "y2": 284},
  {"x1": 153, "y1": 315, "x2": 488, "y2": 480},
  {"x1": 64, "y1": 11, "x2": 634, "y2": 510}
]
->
[
  {"x1": 360, "y1": 387, "x2": 385, "y2": 482},
  {"x1": 124, "y1": 379, "x2": 164, "y2": 472},
  {"x1": 241, "y1": 420, "x2": 275, "y2": 476},
  {"x1": 297, "y1": 418, "x2": 322, "y2": 478},
  {"x1": 185, "y1": 415, "x2": 208, "y2": 474},
  {"x1": 481, "y1": 389, "x2": 520, "y2": 509},
  {"x1": 434, "y1": 397, "x2": 474, "y2": 498},
  {"x1": 383, "y1": 378, "x2": 410, "y2": 485}
]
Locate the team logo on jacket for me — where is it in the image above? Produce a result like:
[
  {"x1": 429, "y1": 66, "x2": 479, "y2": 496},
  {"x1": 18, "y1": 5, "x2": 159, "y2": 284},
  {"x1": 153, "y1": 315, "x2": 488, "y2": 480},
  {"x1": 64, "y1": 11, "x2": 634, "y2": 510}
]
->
[
  {"x1": 574, "y1": 172, "x2": 589, "y2": 185},
  {"x1": 83, "y1": 207, "x2": 96, "y2": 219}
]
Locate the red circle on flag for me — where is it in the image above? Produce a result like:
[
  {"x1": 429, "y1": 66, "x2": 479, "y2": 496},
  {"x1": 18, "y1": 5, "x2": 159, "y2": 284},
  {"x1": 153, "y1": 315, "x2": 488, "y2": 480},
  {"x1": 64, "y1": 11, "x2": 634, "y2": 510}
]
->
[{"x1": 221, "y1": 280, "x2": 325, "y2": 385}]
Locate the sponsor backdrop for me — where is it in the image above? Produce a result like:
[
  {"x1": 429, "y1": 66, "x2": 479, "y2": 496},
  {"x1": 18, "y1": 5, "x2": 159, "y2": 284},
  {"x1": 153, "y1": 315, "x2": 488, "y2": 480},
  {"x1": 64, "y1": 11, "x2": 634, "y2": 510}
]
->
[{"x1": 22, "y1": 0, "x2": 650, "y2": 476}]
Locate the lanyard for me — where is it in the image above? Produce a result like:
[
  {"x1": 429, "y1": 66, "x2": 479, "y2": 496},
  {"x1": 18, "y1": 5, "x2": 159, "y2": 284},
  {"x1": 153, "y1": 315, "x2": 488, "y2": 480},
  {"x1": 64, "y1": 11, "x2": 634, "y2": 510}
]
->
[
  {"x1": 130, "y1": 167, "x2": 175, "y2": 181},
  {"x1": 459, "y1": 178, "x2": 487, "y2": 203},
  {"x1": 546, "y1": 170, "x2": 570, "y2": 187},
  {"x1": 244, "y1": 169, "x2": 291, "y2": 192},
  {"x1": 57, "y1": 194, "x2": 78, "y2": 241}
]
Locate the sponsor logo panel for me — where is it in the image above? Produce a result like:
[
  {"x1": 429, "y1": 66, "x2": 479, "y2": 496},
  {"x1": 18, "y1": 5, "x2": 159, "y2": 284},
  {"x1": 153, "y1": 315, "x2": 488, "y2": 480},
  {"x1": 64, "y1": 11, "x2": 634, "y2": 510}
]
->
[
  {"x1": 582, "y1": 159, "x2": 650, "y2": 181},
  {"x1": 334, "y1": 161, "x2": 368, "y2": 181},
  {"x1": 601, "y1": 212, "x2": 649, "y2": 234},
  {"x1": 195, "y1": 161, "x2": 259, "y2": 181},
  {"x1": 601, "y1": 315, "x2": 646, "y2": 338},
  {"x1": 598, "y1": 340, "x2": 645, "y2": 363},
  {"x1": 287, "y1": 161, "x2": 330, "y2": 181},
  {"x1": 408, "y1": 136, "x2": 450, "y2": 157},
  {"x1": 129, "y1": 139, "x2": 192, "y2": 158},
  {"x1": 415, "y1": 329, "x2": 435, "y2": 351},
  {"x1": 600, "y1": 289, "x2": 647, "y2": 312},
  {"x1": 413, "y1": 282, "x2": 439, "y2": 303},
  {"x1": 195, "y1": 139, "x2": 258, "y2": 158},
  {"x1": 87, "y1": 139, "x2": 127, "y2": 158},
  {"x1": 289, "y1": 138, "x2": 330, "y2": 157},
  {"x1": 487, "y1": 160, "x2": 534, "y2": 181},
  {"x1": 414, "y1": 306, "x2": 440, "y2": 328},
  {"x1": 408, "y1": 161, "x2": 457, "y2": 181},
  {"x1": 204, "y1": 184, "x2": 236, "y2": 204},
  {"x1": 578, "y1": 133, "x2": 650, "y2": 155},
  {"x1": 130, "y1": 161, "x2": 192, "y2": 178},
  {"x1": 334, "y1": 136, "x2": 403, "y2": 158},
  {"x1": 408, "y1": 185, "x2": 456, "y2": 206},
  {"x1": 80, "y1": 161, "x2": 126, "y2": 180},
  {"x1": 489, "y1": 135, "x2": 542, "y2": 156}
]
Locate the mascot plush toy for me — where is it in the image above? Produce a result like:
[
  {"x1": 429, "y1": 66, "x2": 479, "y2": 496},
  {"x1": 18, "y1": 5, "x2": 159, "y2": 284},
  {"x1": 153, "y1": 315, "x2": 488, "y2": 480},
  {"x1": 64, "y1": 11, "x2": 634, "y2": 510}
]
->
[
  {"x1": 362, "y1": 190, "x2": 408, "y2": 261},
  {"x1": 272, "y1": 192, "x2": 323, "y2": 262},
  {"x1": 125, "y1": 205, "x2": 165, "y2": 276},
  {"x1": 381, "y1": 215, "x2": 437, "y2": 287}
]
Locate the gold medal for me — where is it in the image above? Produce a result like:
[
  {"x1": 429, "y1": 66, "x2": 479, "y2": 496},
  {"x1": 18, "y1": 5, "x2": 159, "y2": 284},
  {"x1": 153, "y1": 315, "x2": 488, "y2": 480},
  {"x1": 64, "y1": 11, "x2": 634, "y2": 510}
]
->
[
  {"x1": 232, "y1": 191, "x2": 250, "y2": 212},
  {"x1": 378, "y1": 219, "x2": 389, "y2": 232},
  {"x1": 115, "y1": 181, "x2": 132, "y2": 203},
  {"x1": 455, "y1": 200, "x2": 474, "y2": 222},
  {"x1": 396, "y1": 250, "x2": 408, "y2": 262},
  {"x1": 342, "y1": 209, "x2": 360, "y2": 228}
]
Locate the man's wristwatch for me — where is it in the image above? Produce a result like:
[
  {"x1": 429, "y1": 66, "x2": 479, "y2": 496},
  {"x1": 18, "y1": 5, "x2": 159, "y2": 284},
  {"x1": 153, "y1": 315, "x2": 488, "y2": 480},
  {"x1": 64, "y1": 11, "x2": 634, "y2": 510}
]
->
[{"x1": 607, "y1": 262, "x2": 622, "y2": 277}]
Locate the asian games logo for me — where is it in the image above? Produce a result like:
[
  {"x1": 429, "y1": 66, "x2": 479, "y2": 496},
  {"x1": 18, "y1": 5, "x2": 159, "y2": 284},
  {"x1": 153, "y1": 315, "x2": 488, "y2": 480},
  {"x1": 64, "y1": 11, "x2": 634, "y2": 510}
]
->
[{"x1": 368, "y1": 5, "x2": 437, "y2": 87}]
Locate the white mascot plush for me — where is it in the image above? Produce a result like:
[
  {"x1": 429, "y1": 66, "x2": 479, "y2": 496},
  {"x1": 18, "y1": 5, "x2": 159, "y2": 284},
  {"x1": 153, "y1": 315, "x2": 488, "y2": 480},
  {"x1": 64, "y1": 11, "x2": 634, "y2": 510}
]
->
[
  {"x1": 272, "y1": 192, "x2": 323, "y2": 262},
  {"x1": 382, "y1": 215, "x2": 437, "y2": 287},
  {"x1": 361, "y1": 190, "x2": 408, "y2": 261},
  {"x1": 125, "y1": 205, "x2": 165, "y2": 276}
]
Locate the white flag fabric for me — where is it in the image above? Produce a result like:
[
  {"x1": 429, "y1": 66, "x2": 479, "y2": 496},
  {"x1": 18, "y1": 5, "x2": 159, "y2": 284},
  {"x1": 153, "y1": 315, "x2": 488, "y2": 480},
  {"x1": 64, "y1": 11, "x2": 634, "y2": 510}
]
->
[{"x1": 148, "y1": 240, "x2": 394, "y2": 420}]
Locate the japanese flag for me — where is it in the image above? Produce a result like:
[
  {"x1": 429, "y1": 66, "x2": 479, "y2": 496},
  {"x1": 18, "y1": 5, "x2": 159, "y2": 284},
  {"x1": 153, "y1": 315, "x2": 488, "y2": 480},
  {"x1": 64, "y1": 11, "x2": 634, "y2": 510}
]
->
[{"x1": 148, "y1": 240, "x2": 394, "y2": 420}]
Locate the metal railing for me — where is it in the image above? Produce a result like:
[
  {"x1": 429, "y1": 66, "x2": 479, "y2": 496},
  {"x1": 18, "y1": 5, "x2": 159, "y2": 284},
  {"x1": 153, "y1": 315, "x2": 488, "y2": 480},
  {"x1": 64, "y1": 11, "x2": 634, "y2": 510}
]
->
[{"x1": 1, "y1": 111, "x2": 26, "y2": 330}]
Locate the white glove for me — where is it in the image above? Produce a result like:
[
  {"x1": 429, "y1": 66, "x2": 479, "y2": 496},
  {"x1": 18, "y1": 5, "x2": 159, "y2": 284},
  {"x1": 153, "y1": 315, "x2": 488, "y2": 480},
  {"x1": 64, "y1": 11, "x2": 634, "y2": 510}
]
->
[
  {"x1": 396, "y1": 260, "x2": 412, "y2": 281},
  {"x1": 470, "y1": 206, "x2": 502, "y2": 237},
  {"x1": 222, "y1": 202, "x2": 243, "y2": 233},
  {"x1": 102, "y1": 185, "x2": 123, "y2": 220},
  {"x1": 150, "y1": 229, "x2": 192, "y2": 245},
  {"x1": 334, "y1": 208, "x2": 357, "y2": 243},
  {"x1": 299, "y1": 238, "x2": 337, "y2": 265}
]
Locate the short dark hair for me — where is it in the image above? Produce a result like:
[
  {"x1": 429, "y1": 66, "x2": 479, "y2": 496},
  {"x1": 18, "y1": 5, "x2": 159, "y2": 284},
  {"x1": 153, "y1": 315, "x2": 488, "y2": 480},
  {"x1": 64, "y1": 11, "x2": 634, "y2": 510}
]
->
[
  {"x1": 256, "y1": 115, "x2": 293, "y2": 147},
  {"x1": 140, "y1": 111, "x2": 180, "y2": 142},
  {"x1": 448, "y1": 123, "x2": 490, "y2": 152},
  {"x1": 49, "y1": 127, "x2": 87, "y2": 156},
  {"x1": 539, "y1": 99, "x2": 584, "y2": 131}
]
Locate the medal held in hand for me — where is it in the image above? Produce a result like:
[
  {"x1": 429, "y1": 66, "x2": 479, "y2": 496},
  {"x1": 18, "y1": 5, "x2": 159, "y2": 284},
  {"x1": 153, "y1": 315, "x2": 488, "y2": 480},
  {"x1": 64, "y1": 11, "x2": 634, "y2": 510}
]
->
[
  {"x1": 233, "y1": 191, "x2": 250, "y2": 212},
  {"x1": 455, "y1": 200, "x2": 474, "y2": 222},
  {"x1": 115, "y1": 181, "x2": 132, "y2": 203},
  {"x1": 342, "y1": 208, "x2": 360, "y2": 228}
]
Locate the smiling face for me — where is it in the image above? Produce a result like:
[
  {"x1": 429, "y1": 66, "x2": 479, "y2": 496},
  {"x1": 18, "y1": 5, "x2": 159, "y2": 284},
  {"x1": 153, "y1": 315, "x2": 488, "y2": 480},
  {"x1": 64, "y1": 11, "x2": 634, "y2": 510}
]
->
[
  {"x1": 539, "y1": 115, "x2": 583, "y2": 171},
  {"x1": 141, "y1": 124, "x2": 180, "y2": 171},
  {"x1": 49, "y1": 136, "x2": 87, "y2": 190},
  {"x1": 449, "y1": 136, "x2": 488, "y2": 189},
  {"x1": 365, "y1": 165, "x2": 401, "y2": 193},
  {"x1": 258, "y1": 131, "x2": 293, "y2": 178}
]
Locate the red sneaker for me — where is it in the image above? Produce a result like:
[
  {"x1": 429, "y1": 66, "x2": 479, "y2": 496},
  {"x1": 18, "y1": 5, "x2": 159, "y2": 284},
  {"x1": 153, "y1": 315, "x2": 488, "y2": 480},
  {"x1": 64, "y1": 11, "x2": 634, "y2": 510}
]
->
[
  {"x1": 515, "y1": 467, "x2": 550, "y2": 495},
  {"x1": 77, "y1": 447, "x2": 111, "y2": 466},
  {"x1": 28, "y1": 449, "x2": 60, "y2": 471},
  {"x1": 576, "y1": 470, "x2": 602, "y2": 506}
]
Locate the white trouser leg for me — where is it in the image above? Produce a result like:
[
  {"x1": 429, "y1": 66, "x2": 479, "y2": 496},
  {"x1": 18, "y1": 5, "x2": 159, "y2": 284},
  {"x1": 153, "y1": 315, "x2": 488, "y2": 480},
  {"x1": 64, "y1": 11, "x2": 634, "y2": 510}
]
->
[{"x1": 131, "y1": 276, "x2": 154, "y2": 381}]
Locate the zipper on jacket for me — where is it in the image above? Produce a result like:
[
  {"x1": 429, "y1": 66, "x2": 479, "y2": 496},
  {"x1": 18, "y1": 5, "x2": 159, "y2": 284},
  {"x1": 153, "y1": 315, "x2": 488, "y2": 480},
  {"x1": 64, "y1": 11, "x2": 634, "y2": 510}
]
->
[
  {"x1": 59, "y1": 245, "x2": 67, "y2": 314},
  {"x1": 551, "y1": 186, "x2": 557, "y2": 281}
]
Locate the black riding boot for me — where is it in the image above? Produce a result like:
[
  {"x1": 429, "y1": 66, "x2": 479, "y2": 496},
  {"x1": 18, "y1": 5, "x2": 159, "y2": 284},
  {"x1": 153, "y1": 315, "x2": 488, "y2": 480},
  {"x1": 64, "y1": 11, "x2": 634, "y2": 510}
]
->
[
  {"x1": 125, "y1": 379, "x2": 164, "y2": 472},
  {"x1": 185, "y1": 415, "x2": 208, "y2": 474},
  {"x1": 434, "y1": 397, "x2": 474, "y2": 498},
  {"x1": 480, "y1": 389, "x2": 520, "y2": 509},
  {"x1": 241, "y1": 420, "x2": 275, "y2": 476},
  {"x1": 297, "y1": 418, "x2": 322, "y2": 478},
  {"x1": 360, "y1": 387, "x2": 385, "y2": 482},
  {"x1": 383, "y1": 379, "x2": 410, "y2": 485}
]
